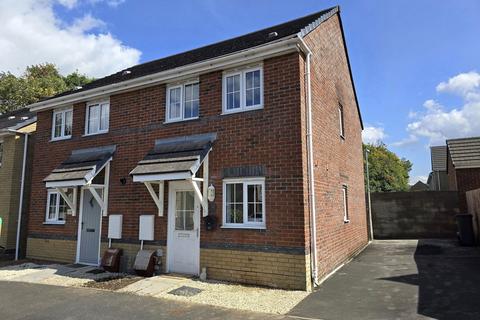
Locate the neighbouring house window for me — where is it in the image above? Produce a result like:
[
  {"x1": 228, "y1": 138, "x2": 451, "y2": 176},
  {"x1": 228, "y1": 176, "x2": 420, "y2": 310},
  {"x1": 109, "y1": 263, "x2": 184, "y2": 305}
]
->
[
  {"x1": 0, "y1": 141, "x2": 3, "y2": 166},
  {"x1": 223, "y1": 66, "x2": 263, "y2": 113},
  {"x1": 223, "y1": 178, "x2": 265, "y2": 228},
  {"x1": 52, "y1": 108, "x2": 73, "y2": 140},
  {"x1": 45, "y1": 190, "x2": 72, "y2": 223},
  {"x1": 339, "y1": 104, "x2": 345, "y2": 138},
  {"x1": 342, "y1": 185, "x2": 349, "y2": 223},
  {"x1": 166, "y1": 82, "x2": 199, "y2": 122},
  {"x1": 86, "y1": 101, "x2": 109, "y2": 135}
]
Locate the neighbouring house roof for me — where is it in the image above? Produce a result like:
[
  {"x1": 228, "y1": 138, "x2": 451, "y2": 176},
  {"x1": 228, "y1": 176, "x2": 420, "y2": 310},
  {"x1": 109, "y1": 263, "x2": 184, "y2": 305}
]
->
[
  {"x1": 0, "y1": 108, "x2": 36, "y2": 134},
  {"x1": 130, "y1": 133, "x2": 216, "y2": 181},
  {"x1": 44, "y1": 145, "x2": 116, "y2": 187},
  {"x1": 446, "y1": 137, "x2": 480, "y2": 169},
  {"x1": 410, "y1": 181, "x2": 430, "y2": 192},
  {"x1": 430, "y1": 146, "x2": 447, "y2": 171}
]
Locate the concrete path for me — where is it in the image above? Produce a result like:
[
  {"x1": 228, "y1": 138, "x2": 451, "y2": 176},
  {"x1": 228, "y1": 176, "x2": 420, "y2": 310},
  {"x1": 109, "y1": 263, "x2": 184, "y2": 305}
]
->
[
  {"x1": 0, "y1": 281, "x2": 287, "y2": 320},
  {"x1": 289, "y1": 239, "x2": 480, "y2": 320}
]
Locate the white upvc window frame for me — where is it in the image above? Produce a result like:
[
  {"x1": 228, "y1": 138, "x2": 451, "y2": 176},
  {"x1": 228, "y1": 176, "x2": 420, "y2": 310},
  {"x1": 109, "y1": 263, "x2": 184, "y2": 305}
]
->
[
  {"x1": 45, "y1": 189, "x2": 70, "y2": 224},
  {"x1": 51, "y1": 107, "x2": 73, "y2": 141},
  {"x1": 222, "y1": 65, "x2": 263, "y2": 114},
  {"x1": 342, "y1": 184, "x2": 350, "y2": 223},
  {"x1": 339, "y1": 103, "x2": 345, "y2": 139},
  {"x1": 222, "y1": 177, "x2": 266, "y2": 229},
  {"x1": 165, "y1": 81, "x2": 200, "y2": 123},
  {"x1": 85, "y1": 100, "x2": 110, "y2": 136}
]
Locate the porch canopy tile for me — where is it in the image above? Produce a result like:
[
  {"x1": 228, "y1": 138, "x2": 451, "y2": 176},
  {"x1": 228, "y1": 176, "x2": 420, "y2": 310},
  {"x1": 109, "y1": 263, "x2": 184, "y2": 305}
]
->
[
  {"x1": 44, "y1": 145, "x2": 116, "y2": 188},
  {"x1": 130, "y1": 133, "x2": 216, "y2": 182}
]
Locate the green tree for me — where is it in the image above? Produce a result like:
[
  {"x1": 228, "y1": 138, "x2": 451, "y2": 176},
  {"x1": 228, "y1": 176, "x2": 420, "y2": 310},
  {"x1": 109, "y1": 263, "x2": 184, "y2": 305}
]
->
[
  {"x1": 364, "y1": 143, "x2": 412, "y2": 192},
  {"x1": 0, "y1": 63, "x2": 93, "y2": 113}
]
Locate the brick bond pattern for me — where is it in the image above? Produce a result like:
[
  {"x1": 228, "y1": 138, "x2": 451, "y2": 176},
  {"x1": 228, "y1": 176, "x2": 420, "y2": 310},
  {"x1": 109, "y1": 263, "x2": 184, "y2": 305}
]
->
[
  {"x1": 26, "y1": 13, "x2": 367, "y2": 290},
  {"x1": 447, "y1": 148, "x2": 480, "y2": 212},
  {"x1": 302, "y1": 15, "x2": 369, "y2": 279}
]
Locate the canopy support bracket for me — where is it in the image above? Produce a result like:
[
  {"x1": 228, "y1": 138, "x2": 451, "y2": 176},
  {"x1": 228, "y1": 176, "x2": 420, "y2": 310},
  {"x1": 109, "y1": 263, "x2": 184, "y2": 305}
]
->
[
  {"x1": 56, "y1": 187, "x2": 77, "y2": 216},
  {"x1": 144, "y1": 181, "x2": 164, "y2": 216}
]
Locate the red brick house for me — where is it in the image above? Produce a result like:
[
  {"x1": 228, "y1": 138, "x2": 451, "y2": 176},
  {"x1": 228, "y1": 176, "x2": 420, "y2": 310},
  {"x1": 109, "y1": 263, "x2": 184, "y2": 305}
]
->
[
  {"x1": 446, "y1": 137, "x2": 480, "y2": 212},
  {"x1": 26, "y1": 6, "x2": 368, "y2": 290}
]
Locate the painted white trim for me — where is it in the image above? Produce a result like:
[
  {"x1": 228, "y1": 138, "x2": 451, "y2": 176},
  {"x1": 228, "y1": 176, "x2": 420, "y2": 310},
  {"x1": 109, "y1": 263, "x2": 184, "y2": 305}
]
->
[
  {"x1": 222, "y1": 177, "x2": 266, "y2": 229},
  {"x1": 144, "y1": 181, "x2": 164, "y2": 216},
  {"x1": 51, "y1": 108, "x2": 73, "y2": 141},
  {"x1": 222, "y1": 65, "x2": 263, "y2": 114},
  {"x1": 342, "y1": 185, "x2": 349, "y2": 223},
  {"x1": 166, "y1": 181, "x2": 200, "y2": 275},
  {"x1": 15, "y1": 133, "x2": 28, "y2": 260},
  {"x1": 45, "y1": 179, "x2": 86, "y2": 188},
  {"x1": 165, "y1": 81, "x2": 200, "y2": 123},
  {"x1": 85, "y1": 100, "x2": 110, "y2": 136},
  {"x1": 29, "y1": 36, "x2": 299, "y2": 112},
  {"x1": 132, "y1": 171, "x2": 192, "y2": 182}
]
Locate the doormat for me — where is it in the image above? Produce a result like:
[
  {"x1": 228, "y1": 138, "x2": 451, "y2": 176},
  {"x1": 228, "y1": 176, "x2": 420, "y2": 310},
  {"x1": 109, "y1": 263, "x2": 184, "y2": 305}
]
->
[
  {"x1": 86, "y1": 268, "x2": 106, "y2": 274},
  {"x1": 168, "y1": 286, "x2": 203, "y2": 297}
]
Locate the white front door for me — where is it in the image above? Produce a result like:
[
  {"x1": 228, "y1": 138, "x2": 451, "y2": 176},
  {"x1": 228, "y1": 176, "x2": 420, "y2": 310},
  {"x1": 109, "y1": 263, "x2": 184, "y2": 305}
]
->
[{"x1": 167, "y1": 181, "x2": 200, "y2": 275}]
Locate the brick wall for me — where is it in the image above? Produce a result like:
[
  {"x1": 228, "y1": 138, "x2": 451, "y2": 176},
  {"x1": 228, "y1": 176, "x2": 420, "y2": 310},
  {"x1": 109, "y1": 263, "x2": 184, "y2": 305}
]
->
[
  {"x1": 302, "y1": 13, "x2": 369, "y2": 280},
  {"x1": 0, "y1": 134, "x2": 25, "y2": 251},
  {"x1": 455, "y1": 169, "x2": 480, "y2": 212}
]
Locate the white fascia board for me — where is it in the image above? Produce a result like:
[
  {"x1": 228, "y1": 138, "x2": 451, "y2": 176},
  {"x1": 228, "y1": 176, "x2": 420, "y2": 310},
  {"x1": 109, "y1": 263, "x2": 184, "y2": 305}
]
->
[
  {"x1": 46, "y1": 179, "x2": 86, "y2": 188},
  {"x1": 29, "y1": 36, "x2": 300, "y2": 112},
  {"x1": 132, "y1": 171, "x2": 192, "y2": 182}
]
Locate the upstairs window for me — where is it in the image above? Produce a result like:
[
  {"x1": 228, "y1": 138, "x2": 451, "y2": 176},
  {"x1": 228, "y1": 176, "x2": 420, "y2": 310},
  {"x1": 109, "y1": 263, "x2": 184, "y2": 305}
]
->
[
  {"x1": 166, "y1": 82, "x2": 199, "y2": 122},
  {"x1": 223, "y1": 178, "x2": 265, "y2": 229},
  {"x1": 223, "y1": 66, "x2": 263, "y2": 113},
  {"x1": 52, "y1": 108, "x2": 73, "y2": 140},
  {"x1": 342, "y1": 185, "x2": 349, "y2": 223},
  {"x1": 86, "y1": 101, "x2": 109, "y2": 135},
  {"x1": 339, "y1": 104, "x2": 345, "y2": 138}
]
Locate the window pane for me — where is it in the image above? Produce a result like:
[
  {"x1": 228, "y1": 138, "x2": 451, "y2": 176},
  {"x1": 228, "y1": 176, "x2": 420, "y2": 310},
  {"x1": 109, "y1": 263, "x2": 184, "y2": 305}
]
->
[
  {"x1": 226, "y1": 183, "x2": 243, "y2": 224},
  {"x1": 226, "y1": 74, "x2": 240, "y2": 110},
  {"x1": 64, "y1": 110, "x2": 72, "y2": 136},
  {"x1": 169, "y1": 87, "x2": 181, "y2": 119},
  {"x1": 184, "y1": 83, "x2": 199, "y2": 119},
  {"x1": 48, "y1": 193, "x2": 57, "y2": 220},
  {"x1": 245, "y1": 70, "x2": 261, "y2": 107},
  {"x1": 54, "y1": 113, "x2": 62, "y2": 137},
  {"x1": 100, "y1": 104, "x2": 109, "y2": 131},
  {"x1": 227, "y1": 203, "x2": 243, "y2": 224},
  {"x1": 247, "y1": 184, "x2": 263, "y2": 223},
  {"x1": 88, "y1": 105, "x2": 100, "y2": 134},
  {"x1": 58, "y1": 197, "x2": 67, "y2": 221},
  {"x1": 175, "y1": 191, "x2": 195, "y2": 231}
]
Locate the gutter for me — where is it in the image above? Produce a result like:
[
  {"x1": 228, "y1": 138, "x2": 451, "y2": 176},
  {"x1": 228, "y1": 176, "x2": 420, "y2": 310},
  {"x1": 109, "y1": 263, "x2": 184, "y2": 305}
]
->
[
  {"x1": 29, "y1": 37, "x2": 299, "y2": 112},
  {"x1": 297, "y1": 37, "x2": 319, "y2": 286},
  {"x1": 8, "y1": 129, "x2": 30, "y2": 261}
]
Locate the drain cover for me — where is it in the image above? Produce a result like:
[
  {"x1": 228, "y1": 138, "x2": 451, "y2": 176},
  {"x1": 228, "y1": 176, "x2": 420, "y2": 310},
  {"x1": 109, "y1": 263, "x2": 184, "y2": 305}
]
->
[{"x1": 168, "y1": 286, "x2": 203, "y2": 297}]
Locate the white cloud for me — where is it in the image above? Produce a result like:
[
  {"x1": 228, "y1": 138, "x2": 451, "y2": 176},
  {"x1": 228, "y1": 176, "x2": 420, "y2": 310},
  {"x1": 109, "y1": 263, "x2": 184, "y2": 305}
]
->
[
  {"x1": 0, "y1": 0, "x2": 140, "y2": 78},
  {"x1": 362, "y1": 126, "x2": 386, "y2": 144},
  {"x1": 391, "y1": 135, "x2": 418, "y2": 147},
  {"x1": 88, "y1": 0, "x2": 126, "y2": 8},
  {"x1": 403, "y1": 71, "x2": 480, "y2": 145}
]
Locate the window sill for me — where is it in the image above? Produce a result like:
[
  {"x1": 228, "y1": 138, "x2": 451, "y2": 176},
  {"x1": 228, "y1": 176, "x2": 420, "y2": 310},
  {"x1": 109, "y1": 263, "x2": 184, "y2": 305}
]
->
[
  {"x1": 50, "y1": 136, "x2": 72, "y2": 142},
  {"x1": 221, "y1": 225, "x2": 266, "y2": 230},
  {"x1": 221, "y1": 105, "x2": 263, "y2": 115},
  {"x1": 43, "y1": 221, "x2": 66, "y2": 225},
  {"x1": 82, "y1": 131, "x2": 109, "y2": 137},
  {"x1": 164, "y1": 117, "x2": 199, "y2": 124}
]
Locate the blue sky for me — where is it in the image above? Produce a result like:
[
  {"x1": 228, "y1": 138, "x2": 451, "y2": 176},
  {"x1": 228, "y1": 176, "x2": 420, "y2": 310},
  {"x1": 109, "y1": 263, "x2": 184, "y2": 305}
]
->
[{"x1": 2, "y1": 0, "x2": 480, "y2": 183}]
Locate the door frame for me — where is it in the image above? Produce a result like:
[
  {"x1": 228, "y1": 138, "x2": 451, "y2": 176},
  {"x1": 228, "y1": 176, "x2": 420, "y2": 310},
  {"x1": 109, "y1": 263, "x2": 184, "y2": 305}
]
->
[
  {"x1": 75, "y1": 187, "x2": 103, "y2": 266},
  {"x1": 166, "y1": 180, "x2": 200, "y2": 275}
]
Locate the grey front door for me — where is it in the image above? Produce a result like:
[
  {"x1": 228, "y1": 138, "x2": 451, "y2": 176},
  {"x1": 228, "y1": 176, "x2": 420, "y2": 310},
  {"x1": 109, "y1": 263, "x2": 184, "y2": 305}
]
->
[{"x1": 79, "y1": 189, "x2": 102, "y2": 265}]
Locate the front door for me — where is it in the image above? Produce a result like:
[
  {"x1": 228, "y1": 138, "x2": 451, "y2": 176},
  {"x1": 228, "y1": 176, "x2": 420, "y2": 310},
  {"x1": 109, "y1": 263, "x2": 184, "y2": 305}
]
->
[
  {"x1": 167, "y1": 181, "x2": 200, "y2": 275},
  {"x1": 78, "y1": 189, "x2": 102, "y2": 265}
]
